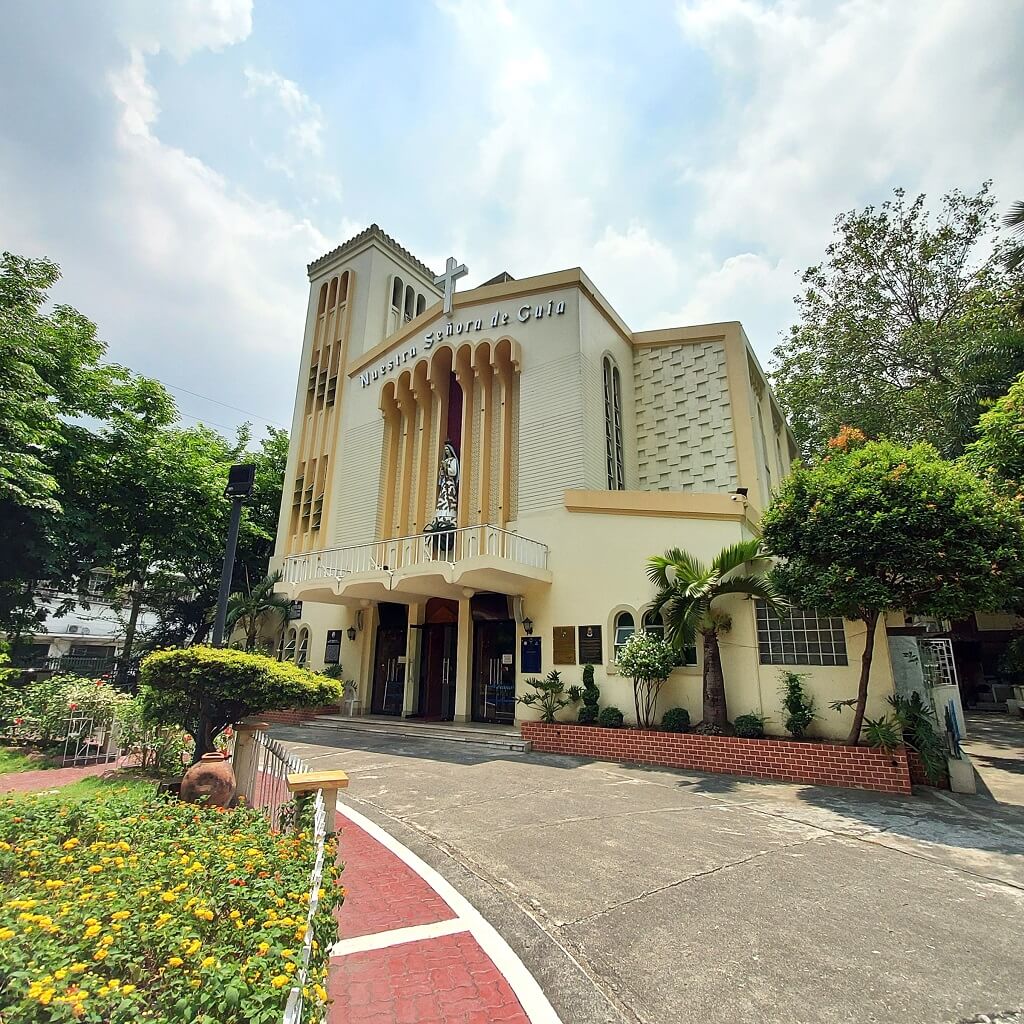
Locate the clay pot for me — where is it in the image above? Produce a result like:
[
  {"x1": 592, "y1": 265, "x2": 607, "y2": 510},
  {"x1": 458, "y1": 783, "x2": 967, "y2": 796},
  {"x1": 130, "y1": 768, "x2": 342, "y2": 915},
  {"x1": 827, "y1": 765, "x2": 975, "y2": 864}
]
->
[{"x1": 179, "y1": 752, "x2": 236, "y2": 807}]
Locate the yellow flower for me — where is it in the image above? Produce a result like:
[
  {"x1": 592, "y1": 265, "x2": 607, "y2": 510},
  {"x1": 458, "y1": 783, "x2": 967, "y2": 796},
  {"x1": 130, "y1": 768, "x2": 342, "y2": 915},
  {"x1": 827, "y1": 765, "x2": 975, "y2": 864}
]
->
[
  {"x1": 54, "y1": 969, "x2": 68, "y2": 981},
  {"x1": 270, "y1": 975, "x2": 288, "y2": 989},
  {"x1": 122, "y1": 984, "x2": 136, "y2": 994},
  {"x1": 87, "y1": 865, "x2": 102, "y2": 874},
  {"x1": 69, "y1": 963, "x2": 87, "y2": 974},
  {"x1": 257, "y1": 941, "x2": 270, "y2": 955},
  {"x1": 63, "y1": 839, "x2": 80, "y2": 850},
  {"x1": 99, "y1": 934, "x2": 114, "y2": 947},
  {"x1": 92, "y1": 949, "x2": 107, "y2": 962},
  {"x1": 160, "y1": 891, "x2": 178, "y2": 903},
  {"x1": 83, "y1": 924, "x2": 101, "y2": 939},
  {"x1": 111, "y1": 910, "x2": 130, "y2": 921},
  {"x1": 314, "y1": 983, "x2": 328, "y2": 1002},
  {"x1": 44, "y1": 879, "x2": 64, "y2": 889},
  {"x1": 0, "y1": 928, "x2": 14, "y2": 941},
  {"x1": 201, "y1": 956, "x2": 216, "y2": 969},
  {"x1": 167, "y1": 956, "x2": 184, "y2": 967},
  {"x1": 229, "y1": 910, "x2": 240, "y2": 920}
]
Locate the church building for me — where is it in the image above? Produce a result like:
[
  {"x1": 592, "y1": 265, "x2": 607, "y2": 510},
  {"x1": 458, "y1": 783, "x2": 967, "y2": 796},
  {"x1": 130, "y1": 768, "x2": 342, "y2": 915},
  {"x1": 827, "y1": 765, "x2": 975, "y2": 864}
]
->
[{"x1": 270, "y1": 225, "x2": 896, "y2": 737}]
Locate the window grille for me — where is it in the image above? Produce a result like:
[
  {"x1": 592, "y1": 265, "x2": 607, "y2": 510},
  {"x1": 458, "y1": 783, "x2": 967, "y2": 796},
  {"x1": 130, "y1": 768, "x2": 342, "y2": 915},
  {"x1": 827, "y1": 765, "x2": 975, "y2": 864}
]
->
[
  {"x1": 755, "y1": 603, "x2": 848, "y2": 666},
  {"x1": 603, "y1": 357, "x2": 625, "y2": 490}
]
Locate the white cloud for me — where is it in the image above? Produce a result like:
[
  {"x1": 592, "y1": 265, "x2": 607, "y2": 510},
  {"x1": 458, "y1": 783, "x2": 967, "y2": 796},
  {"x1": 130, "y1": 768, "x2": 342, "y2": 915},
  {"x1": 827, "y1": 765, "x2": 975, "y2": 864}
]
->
[
  {"x1": 676, "y1": 0, "x2": 1024, "y2": 255},
  {"x1": 244, "y1": 68, "x2": 325, "y2": 157},
  {"x1": 114, "y1": 0, "x2": 253, "y2": 61}
]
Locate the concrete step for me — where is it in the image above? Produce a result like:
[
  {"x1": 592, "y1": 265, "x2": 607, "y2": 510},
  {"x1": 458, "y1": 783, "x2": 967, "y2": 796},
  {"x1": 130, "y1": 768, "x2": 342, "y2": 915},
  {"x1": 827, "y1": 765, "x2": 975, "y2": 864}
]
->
[{"x1": 300, "y1": 715, "x2": 531, "y2": 752}]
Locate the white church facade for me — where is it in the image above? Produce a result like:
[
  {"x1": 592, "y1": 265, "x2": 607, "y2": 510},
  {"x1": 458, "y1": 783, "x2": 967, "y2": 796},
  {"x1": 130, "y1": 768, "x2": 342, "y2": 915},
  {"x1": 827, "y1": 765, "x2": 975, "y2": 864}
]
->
[{"x1": 270, "y1": 225, "x2": 896, "y2": 737}]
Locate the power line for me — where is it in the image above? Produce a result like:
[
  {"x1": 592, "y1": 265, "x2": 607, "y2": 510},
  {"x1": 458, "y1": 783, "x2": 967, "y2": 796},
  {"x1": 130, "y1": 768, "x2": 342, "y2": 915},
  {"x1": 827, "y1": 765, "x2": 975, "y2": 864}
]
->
[
  {"x1": 176, "y1": 410, "x2": 237, "y2": 433},
  {"x1": 162, "y1": 382, "x2": 288, "y2": 429}
]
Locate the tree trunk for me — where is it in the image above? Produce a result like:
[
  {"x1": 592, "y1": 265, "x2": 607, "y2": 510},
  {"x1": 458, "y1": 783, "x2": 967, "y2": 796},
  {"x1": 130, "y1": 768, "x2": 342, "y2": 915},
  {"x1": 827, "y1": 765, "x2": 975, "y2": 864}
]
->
[
  {"x1": 116, "y1": 583, "x2": 143, "y2": 689},
  {"x1": 702, "y1": 630, "x2": 729, "y2": 727},
  {"x1": 846, "y1": 611, "x2": 879, "y2": 746}
]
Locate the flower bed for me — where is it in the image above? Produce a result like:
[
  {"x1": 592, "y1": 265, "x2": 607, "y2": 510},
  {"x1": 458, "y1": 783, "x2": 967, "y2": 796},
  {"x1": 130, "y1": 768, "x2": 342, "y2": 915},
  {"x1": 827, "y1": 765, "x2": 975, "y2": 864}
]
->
[
  {"x1": 521, "y1": 721, "x2": 913, "y2": 795},
  {"x1": 0, "y1": 782, "x2": 343, "y2": 1022}
]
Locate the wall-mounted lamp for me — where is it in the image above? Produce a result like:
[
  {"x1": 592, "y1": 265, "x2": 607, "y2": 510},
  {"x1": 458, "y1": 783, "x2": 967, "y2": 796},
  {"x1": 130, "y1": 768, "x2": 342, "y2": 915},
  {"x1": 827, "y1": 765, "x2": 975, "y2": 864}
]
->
[
  {"x1": 730, "y1": 486, "x2": 749, "y2": 503},
  {"x1": 346, "y1": 626, "x2": 357, "y2": 641},
  {"x1": 522, "y1": 616, "x2": 534, "y2": 636}
]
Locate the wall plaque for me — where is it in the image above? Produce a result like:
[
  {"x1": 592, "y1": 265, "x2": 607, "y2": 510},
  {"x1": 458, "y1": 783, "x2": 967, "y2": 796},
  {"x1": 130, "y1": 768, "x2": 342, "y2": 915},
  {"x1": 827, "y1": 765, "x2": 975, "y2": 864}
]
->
[
  {"x1": 521, "y1": 636, "x2": 542, "y2": 674},
  {"x1": 324, "y1": 629, "x2": 341, "y2": 665},
  {"x1": 552, "y1": 626, "x2": 576, "y2": 665},
  {"x1": 578, "y1": 624, "x2": 603, "y2": 665},
  {"x1": 286, "y1": 600, "x2": 303, "y2": 621}
]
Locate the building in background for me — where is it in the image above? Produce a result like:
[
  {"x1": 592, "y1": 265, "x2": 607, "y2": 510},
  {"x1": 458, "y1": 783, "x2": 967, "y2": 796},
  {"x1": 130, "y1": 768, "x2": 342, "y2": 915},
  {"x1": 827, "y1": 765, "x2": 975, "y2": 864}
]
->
[{"x1": 270, "y1": 225, "x2": 898, "y2": 737}]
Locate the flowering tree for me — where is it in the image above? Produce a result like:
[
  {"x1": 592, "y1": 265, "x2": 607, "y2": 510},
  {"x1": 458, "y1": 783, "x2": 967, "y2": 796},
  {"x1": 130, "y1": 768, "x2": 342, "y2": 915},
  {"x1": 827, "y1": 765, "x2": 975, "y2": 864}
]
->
[
  {"x1": 616, "y1": 631, "x2": 678, "y2": 729},
  {"x1": 762, "y1": 431, "x2": 1024, "y2": 745}
]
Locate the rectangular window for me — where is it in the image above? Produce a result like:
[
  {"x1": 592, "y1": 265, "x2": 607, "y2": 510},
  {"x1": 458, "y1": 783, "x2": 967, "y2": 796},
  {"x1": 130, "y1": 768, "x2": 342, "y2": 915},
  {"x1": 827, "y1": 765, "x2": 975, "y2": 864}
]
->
[{"x1": 755, "y1": 603, "x2": 848, "y2": 666}]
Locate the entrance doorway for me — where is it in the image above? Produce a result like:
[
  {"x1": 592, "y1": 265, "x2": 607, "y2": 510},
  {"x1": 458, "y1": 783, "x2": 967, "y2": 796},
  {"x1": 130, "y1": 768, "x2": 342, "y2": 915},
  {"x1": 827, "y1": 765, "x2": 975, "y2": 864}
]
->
[
  {"x1": 473, "y1": 613, "x2": 516, "y2": 724},
  {"x1": 371, "y1": 603, "x2": 408, "y2": 716},
  {"x1": 417, "y1": 598, "x2": 458, "y2": 721}
]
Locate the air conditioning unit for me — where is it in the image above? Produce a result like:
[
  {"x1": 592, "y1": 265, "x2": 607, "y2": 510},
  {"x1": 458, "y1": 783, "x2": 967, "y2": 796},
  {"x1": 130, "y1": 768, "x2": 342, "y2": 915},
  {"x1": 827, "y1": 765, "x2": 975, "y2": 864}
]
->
[
  {"x1": 68, "y1": 625, "x2": 79, "y2": 633},
  {"x1": 80, "y1": 627, "x2": 91, "y2": 635}
]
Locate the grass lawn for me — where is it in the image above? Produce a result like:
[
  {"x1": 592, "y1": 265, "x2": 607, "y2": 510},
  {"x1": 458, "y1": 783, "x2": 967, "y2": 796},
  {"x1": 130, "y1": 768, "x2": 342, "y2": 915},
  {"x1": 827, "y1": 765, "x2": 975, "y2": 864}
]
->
[
  {"x1": 0, "y1": 744, "x2": 57, "y2": 774},
  {"x1": 7, "y1": 772, "x2": 157, "y2": 802}
]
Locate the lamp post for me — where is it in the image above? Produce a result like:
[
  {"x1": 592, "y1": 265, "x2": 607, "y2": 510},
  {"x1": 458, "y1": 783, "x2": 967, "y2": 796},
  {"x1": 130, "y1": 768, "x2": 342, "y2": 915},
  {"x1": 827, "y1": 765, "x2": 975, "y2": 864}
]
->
[{"x1": 212, "y1": 464, "x2": 256, "y2": 648}]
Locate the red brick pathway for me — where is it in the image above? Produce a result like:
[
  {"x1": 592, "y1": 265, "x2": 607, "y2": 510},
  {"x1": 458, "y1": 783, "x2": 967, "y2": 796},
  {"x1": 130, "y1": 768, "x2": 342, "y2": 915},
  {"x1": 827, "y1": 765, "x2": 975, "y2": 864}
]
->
[
  {"x1": 330, "y1": 807, "x2": 551, "y2": 1024},
  {"x1": 0, "y1": 763, "x2": 118, "y2": 794}
]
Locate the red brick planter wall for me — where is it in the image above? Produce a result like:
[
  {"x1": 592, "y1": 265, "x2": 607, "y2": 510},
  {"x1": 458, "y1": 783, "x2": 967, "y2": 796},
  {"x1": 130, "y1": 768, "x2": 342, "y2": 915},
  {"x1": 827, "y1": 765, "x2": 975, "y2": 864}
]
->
[
  {"x1": 261, "y1": 704, "x2": 341, "y2": 725},
  {"x1": 521, "y1": 722, "x2": 913, "y2": 795},
  {"x1": 907, "y1": 750, "x2": 950, "y2": 789}
]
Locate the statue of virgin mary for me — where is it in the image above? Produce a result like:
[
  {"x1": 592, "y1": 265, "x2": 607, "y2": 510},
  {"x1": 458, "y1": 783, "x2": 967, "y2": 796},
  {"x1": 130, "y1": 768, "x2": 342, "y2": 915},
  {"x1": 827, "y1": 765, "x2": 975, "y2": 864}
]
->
[{"x1": 425, "y1": 440, "x2": 459, "y2": 533}]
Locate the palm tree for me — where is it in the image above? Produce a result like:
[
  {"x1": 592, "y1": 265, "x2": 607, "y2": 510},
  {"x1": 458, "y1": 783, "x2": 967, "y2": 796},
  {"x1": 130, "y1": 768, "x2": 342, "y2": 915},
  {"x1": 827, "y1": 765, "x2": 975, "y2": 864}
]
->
[
  {"x1": 225, "y1": 570, "x2": 290, "y2": 652},
  {"x1": 646, "y1": 540, "x2": 786, "y2": 731},
  {"x1": 1004, "y1": 200, "x2": 1024, "y2": 272}
]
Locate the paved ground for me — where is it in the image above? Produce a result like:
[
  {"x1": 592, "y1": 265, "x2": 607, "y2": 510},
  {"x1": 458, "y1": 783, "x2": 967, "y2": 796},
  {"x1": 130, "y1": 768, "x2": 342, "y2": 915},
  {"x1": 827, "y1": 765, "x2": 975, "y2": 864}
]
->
[
  {"x1": 273, "y1": 722, "x2": 1024, "y2": 1024},
  {"x1": 961, "y1": 712, "x2": 1024, "y2": 806},
  {"x1": 0, "y1": 761, "x2": 118, "y2": 793}
]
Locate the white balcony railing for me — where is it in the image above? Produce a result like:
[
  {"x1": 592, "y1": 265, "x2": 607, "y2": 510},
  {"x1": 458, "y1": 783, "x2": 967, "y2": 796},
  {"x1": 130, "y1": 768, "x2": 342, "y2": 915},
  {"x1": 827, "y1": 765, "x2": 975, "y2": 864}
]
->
[{"x1": 282, "y1": 524, "x2": 548, "y2": 585}]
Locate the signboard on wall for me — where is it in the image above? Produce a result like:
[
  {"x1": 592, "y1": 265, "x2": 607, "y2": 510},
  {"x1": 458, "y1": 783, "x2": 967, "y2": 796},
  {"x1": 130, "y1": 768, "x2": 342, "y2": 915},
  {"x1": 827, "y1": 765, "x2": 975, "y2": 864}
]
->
[
  {"x1": 324, "y1": 630, "x2": 342, "y2": 665},
  {"x1": 552, "y1": 626, "x2": 576, "y2": 665},
  {"x1": 286, "y1": 600, "x2": 303, "y2": 621},
  {"x1": 578, "y1": 625, "x2": 603, "y2": 665},
  {"x1": 521, "y1": 637, "x2": 542, "y2": 674}
]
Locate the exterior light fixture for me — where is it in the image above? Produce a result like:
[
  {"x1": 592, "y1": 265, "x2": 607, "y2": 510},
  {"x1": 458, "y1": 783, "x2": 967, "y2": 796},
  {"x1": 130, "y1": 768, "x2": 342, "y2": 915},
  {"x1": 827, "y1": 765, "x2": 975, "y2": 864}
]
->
[
  {"x1": 522, "y1": 616, "x2": 534, "y2": 635},
  {"x1": 730, "y1": 486, "x2": 749, "y2": 503},
  {"x1": 346, "y1": 626, "x2": 357, "y2": 641}
]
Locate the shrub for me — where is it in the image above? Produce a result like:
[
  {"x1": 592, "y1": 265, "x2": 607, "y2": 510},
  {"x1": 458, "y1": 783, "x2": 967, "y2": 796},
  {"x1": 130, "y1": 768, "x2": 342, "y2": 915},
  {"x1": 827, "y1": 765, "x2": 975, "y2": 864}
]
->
[
  {"x1": 780, "y1": 671, "x2": 816, "y2": 739},
  {"x1": 0, "y1": 783, "x2": 341, "y2": 1023},
  {"x1": 733, "y1": 712, "x2": 767, "y2": 739},
  {"x1": 661, "y1": 707, "x2": 691, "y2": 733},
  {"x1": 577, "y1": 664, "x2": 600, "y2": 725},
  {"x1": 597, "y1": 706, "x2": 624, "y2": 728},
  {"x1": 140, "y1": 647, "x2": 341, "y2": 761},
  {"x1": 2, "y1": 675, "x2": 129, "y2": 745},
  {"x1": 694, "y1": 720, "x2": 723, "y2": 736},
  {"x1": 615, "y1": 631, "x2": 677, "y2": 729},
  {"x1": 516, "y1": 670, "x2": 582, "y2": 724}
]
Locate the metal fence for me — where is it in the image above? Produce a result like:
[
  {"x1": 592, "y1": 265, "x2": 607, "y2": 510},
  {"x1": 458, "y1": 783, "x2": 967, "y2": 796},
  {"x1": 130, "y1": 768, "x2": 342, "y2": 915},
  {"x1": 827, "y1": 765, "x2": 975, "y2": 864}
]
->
[
  {"x1": 239, "y1": 730, "x2": 329, "y2": 1024},
  {"x1": 61, "y1": 713, "x2": 121, "y2": 767}
]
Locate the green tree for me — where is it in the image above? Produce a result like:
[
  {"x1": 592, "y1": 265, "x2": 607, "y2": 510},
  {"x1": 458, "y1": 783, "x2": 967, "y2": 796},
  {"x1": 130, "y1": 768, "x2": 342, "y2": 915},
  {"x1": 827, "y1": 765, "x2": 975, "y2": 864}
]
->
[
  {"x1": 962, "y1": 370, "x2": 1024, "y2": 490},
  {"x1": 761, "y1": 432, "x2": 1024, "y2": 745},
  {"x1": 1004, "y1": 200, "x2": 1024, "y2": 273},
  {"x1": 0, "y1": 252, "x2": 142, "y2": 637},
  {"x1": 646, "y1": 540, "x2": 784, "y2": 731},
  {"x1": 226, "y1": 570, "x2": 290, "y2": 652},
  {"x1": 771, "y1": 183, "x2": 1024, "y2": 457},
  {"x1": 140, "y1": 646, "x2": 341, "y2": 760}
]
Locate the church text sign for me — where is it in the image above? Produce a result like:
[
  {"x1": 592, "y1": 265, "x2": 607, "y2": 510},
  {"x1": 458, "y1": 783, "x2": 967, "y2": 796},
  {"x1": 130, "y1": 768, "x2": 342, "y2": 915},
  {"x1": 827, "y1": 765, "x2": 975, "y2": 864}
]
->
[{"x1": 359, "y1": 298, "x2": 567, "y2": 388}]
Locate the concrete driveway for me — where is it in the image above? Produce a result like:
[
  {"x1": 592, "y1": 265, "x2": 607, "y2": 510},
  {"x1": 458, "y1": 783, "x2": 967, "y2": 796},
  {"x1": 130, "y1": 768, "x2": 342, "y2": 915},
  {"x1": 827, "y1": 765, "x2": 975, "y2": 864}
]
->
[{"x1": 272, "y1": 723, "x2": 1024, "y2": 1024}]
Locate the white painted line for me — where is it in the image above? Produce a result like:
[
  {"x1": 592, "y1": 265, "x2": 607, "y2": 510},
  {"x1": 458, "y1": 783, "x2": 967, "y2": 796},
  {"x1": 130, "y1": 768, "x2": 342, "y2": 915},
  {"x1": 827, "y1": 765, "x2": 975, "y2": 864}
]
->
[
  {"x1": 336, "y1": 799, "x2": 564, "y2": 1024},
  {"x1": 331, "y1": 918, "x2": 469, "y2": 957}
]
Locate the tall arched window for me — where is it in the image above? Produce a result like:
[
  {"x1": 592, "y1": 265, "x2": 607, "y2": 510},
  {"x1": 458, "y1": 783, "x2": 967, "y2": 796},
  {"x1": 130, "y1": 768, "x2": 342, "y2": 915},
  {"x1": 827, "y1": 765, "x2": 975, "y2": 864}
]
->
[
  {"x1": 603, "y1": 356, "x2": 625, "y2": 490},
  {"x1": 283, "y1": 627, "x2": 297, "y2": 662},
  {"x1": 642, "y1": 608, "x2": 697, "y2": 666},
  {"x1": 416, "y1": 293, "x2": 426, "y2": 316},
  {"x1": 613, "y1": 611, "x2": 635, "y2": 661},
  {"x1": 296, "y1": 627, "x2": 310, "y2": 667},
  {"x1": 391, "y1": 277, "x2": 403, "y2": 309},
  {"x1": 404, "y1": 285, "x2": 415, "y2": 322}
]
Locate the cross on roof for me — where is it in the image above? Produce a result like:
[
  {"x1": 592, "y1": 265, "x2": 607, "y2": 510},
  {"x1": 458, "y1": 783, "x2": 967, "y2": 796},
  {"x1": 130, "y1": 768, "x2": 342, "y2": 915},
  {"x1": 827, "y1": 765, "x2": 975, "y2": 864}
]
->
[{"x1": 434, "y1": 256, "x2": 468, "y2": 317}]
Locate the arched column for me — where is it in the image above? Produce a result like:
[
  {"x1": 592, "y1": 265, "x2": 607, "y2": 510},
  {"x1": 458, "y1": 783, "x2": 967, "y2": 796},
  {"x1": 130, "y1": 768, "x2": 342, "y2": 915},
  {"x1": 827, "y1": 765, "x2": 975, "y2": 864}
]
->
[
  {"x1": 454, "y1": 347, "x2": 475, "y2": 530},
  {"x1": 379, "y1": 384, "x2": 400, "y2": 539},
  {"x1": 396, "y1": 374, "x2": 416, "y2": 536},
  {"x1": 474, "y1": 344, "x2": 494, "y2": 526}
]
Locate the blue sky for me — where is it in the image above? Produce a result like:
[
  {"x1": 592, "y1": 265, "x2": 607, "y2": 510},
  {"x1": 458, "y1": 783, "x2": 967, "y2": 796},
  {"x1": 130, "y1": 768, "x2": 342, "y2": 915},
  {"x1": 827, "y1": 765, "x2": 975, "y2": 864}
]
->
[{"x1": 2, "y1": 0, "x2": 1022, "y2": 438}]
